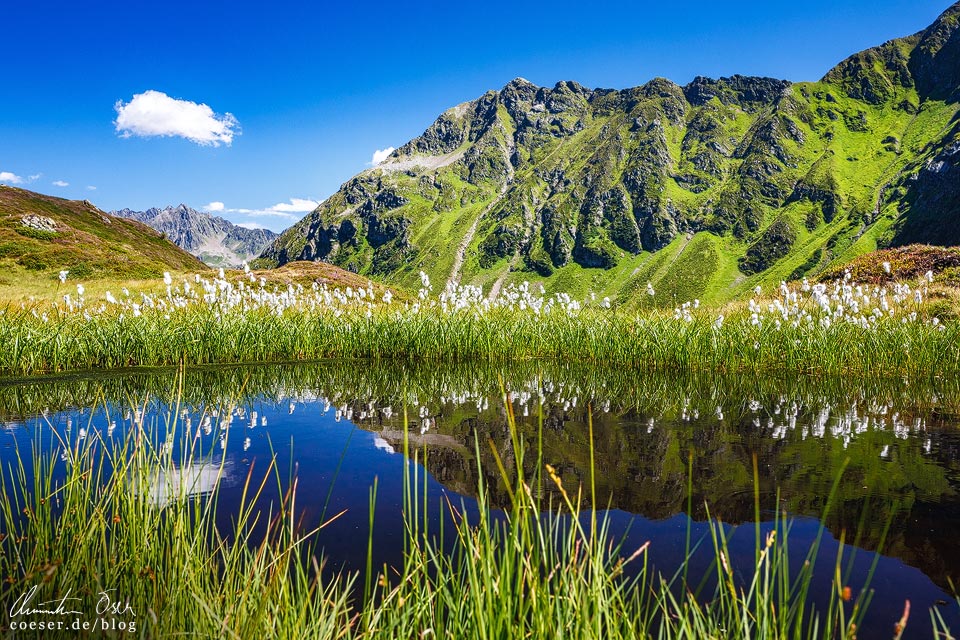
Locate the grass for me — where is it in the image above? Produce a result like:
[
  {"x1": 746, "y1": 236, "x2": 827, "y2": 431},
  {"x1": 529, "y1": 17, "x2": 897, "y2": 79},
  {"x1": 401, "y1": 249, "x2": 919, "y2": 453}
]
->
[
  {"x1": 2, "y1": 383, "x2": 951, "y2": 638},
  {"x1": 1, "y1": 299, "x2": 958, "y2": 378},
  {"x1": 0, "y1": 390, "x2": 355, "y2": 638},
  {"x1": 0, "y1": 258, "x2": 957, "y2": 379},
  {"x1": 0, "y1": 260, "x2": 400, "y2": 304},
  {"x1": 0, "y1": 186, "x2": 205, "y2": 284}
]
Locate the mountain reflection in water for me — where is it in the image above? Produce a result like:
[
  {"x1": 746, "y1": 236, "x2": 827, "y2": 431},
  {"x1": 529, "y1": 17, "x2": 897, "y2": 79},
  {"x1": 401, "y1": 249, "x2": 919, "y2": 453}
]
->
[{"x1": 0, "y1": 361, "x2": 957, "y2": 637}]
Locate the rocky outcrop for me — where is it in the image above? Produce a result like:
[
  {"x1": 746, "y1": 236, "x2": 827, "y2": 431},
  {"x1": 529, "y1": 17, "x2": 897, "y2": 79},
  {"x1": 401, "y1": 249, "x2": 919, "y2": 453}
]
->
[
  {"x1": 887, "y1": 125, "x2": 960, "y2": 246},
  {"x1": 684, "y1": 75, "x2": 791, "y2": 109},
  {"x1": 739, "y1": 216, "x2": 798, "y2": 274},
  {"x1": 20, "y1": 214, "x2": 58, "y2": 233}
]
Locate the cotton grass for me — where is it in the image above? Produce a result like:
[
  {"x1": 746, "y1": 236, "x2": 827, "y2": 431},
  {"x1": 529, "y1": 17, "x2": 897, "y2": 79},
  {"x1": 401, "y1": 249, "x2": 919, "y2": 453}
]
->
[{"x1": 0, "y1": 267, "x2": 956, "y2": 377}]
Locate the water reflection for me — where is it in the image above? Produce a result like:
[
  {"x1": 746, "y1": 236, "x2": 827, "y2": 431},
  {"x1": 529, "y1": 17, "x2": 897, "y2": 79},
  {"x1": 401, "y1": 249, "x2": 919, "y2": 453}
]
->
[
  {"x1": 138, "y1": 461, "x2": 230, "y2": 506},
  {"x1": 0, "y1": 361, "x2": 958, "y2": 637}
]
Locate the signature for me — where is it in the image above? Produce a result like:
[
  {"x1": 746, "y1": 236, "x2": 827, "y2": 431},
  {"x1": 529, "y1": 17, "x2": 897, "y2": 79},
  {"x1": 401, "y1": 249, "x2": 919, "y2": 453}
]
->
[
  {"x1": 10, "y1": 586, "x2": 135, "y2": 619},
  {"x1": 96, "y1": 590, "x2": 135, "y2": 617},
  {"x1": 9, "y1": 585, "x2": 82, "y2": 617}
]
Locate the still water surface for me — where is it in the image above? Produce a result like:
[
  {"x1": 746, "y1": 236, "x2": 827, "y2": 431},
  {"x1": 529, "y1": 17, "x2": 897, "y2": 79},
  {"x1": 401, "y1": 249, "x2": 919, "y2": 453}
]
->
[{"x1": 1, "y1": 362, "x2": 958, "y2": 638}]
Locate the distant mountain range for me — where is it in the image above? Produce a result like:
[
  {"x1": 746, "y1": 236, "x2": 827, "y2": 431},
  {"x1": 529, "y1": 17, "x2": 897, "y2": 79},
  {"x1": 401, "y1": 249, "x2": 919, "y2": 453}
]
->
[
  {"x1": 113, "y1": 205, "x2": 277, "y2": 268},
  {"x1": 257, "y1": 0, "x2": 960, "y2": 307}
]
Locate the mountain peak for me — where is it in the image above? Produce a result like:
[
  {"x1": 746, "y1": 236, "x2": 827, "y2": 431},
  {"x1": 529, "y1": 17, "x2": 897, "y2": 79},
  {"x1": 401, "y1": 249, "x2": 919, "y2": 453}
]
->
[
  {"x1": 113, "y1": 205, "x2": 277, "y2": 268},
  {"x1": 259, "y1": 3, "x2": 960, "y2": 306},
  {"x1": 504, "y1": 77, "x2": 536, "y2": 89},
  {"x1": 821, "y1": 1, "x2": 960, "y2": 103},
  {"x1": 909, "y1": 0, "x2": 960, "y2": 99}
]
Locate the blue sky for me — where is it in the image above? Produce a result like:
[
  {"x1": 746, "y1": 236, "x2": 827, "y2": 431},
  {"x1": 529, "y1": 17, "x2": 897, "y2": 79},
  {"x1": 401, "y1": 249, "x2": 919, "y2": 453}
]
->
[{"x1": 0, "y1": 0, "x2": 952, "y2": 232}]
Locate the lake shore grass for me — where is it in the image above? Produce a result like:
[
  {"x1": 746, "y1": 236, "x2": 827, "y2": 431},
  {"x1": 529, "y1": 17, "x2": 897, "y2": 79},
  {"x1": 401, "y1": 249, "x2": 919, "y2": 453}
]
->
[
  {"x1": 2, "y1": 264, "x2": 958, "y2": 378},
  {"x1": 1, "y1": 301, "x2": 958, "y2": 378},
  {"x1": 2, "y1": 394, "x2": 950, "y2": 639}
]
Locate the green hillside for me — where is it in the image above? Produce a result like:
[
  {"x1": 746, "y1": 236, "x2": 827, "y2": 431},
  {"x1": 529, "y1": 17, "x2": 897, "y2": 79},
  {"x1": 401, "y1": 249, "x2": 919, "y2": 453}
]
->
[
  {"x1": 0, "y1": 186, "x2": 207, "y2": 286},
  {"x1": 258, "y1": 2, "x2": 960, "y2": 308}
]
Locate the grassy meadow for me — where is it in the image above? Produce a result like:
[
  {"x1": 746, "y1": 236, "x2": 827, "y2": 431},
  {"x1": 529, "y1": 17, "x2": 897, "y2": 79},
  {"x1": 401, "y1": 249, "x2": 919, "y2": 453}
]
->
[{"x1": 1, "y1": 249, "x2": 959, "y2": 378}]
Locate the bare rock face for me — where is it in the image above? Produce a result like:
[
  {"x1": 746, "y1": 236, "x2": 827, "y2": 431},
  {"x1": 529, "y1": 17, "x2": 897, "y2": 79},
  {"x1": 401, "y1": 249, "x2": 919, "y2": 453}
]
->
[
  {"x1": 112, "y1": 205, "x2": 278, "y2": 268},
  {"x1": 20, "y1": 214, "x2": 58, "y2": 233}
]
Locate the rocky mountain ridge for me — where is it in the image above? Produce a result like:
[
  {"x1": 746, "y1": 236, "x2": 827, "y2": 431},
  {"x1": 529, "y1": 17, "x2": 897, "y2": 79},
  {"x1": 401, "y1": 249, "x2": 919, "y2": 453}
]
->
[
  {"x1": 258, "y1": 1, "x2": 960, "y2": 307},
  {"x1": 113, "y1": 205, "x2": 277, "y2": 268}
]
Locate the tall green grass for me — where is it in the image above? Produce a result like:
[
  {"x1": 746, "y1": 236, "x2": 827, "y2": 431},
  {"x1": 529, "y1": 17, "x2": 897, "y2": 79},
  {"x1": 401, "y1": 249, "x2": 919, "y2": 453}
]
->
[
  {"x1": 0, "y1": 392, "x2": 354, "y2": 638},
  {"x1": 1, "y1": 387, "x2": 950, "y2": 638},
  {"x1": 1, "y1": 303, "x2": 959, "y2": 377}
]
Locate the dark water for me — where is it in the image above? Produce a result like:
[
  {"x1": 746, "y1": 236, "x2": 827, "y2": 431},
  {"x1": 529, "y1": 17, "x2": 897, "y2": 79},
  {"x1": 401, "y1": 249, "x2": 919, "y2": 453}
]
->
[{"x1": 0, "y1": 362, "x2": 958, "y2": 638}]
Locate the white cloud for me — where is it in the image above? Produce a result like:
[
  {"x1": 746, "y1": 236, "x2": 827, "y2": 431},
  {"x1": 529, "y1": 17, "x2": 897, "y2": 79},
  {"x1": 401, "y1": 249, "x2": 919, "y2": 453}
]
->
[
  {"x1": 28, "y1": 174, "x2": 41, "y2": 182},
  {"x1": 209, "y1": 198, "x2": 320, "y2": 222},
  {"x1": 86, "y1": 185, "x2": 97, "y2": 191},
  {"x1": 52, "y1": 180, "x2": 69, "y2": 187},
  {"x1": 0, "y1": 171, "x2": 24, "y2": 184},
  {"x1": 267, "y1": 198, "x2": 320, "y2": 213},
  {"x1": 234, "y1": 208, "x2": 299, "y2": 220},
  {"x1": 235, "y1": 222, "x2": 266, "y2": 230},
  {"x1": 371, "y1": 147, "x2": 395, "y2": 165},
  {"x1": 114, "y1": 90, "x2": 240, "y2": 147}
]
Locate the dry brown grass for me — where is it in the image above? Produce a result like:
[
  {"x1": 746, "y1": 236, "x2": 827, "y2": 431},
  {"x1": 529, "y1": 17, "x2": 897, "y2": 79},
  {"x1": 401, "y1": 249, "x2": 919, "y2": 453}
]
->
[{"x1": 819, "y1": 244, "x2": 960, "y2": 284}]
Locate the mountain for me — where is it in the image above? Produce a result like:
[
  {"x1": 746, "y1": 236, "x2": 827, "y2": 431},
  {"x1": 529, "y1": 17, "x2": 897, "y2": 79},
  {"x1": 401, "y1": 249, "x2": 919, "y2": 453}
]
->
[
  {"x1": 0, "y1": 186, "x2": 205, "y2": 285},
  {"x1": 113, "y1": 205, "x2": 277, "y2": 268},
  {"x1": 257, "y1": 1, "x2": 960, "y2": 307}
]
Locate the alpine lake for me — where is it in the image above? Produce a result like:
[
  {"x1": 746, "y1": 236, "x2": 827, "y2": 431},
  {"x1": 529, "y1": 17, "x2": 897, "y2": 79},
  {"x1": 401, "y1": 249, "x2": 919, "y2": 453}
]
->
[{"x1": 1, "y1": 360, "x2": 958, "y2": 638}]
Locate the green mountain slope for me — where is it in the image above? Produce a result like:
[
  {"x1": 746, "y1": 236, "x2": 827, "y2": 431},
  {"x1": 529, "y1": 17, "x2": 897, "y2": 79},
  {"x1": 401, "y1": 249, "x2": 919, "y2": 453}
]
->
[
  {"x1": 0, "y1": 186, "x2": 206, "y2": 283},
  {"x1": 258, "y1": 1, "x2": 960, "y2": 308}
]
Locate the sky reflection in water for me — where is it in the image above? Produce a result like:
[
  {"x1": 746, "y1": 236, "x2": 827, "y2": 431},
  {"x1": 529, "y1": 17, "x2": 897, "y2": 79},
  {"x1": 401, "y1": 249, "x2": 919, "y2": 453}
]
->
[{"x1": 0, "y1": 362, "x2": 958, "y2": 638}]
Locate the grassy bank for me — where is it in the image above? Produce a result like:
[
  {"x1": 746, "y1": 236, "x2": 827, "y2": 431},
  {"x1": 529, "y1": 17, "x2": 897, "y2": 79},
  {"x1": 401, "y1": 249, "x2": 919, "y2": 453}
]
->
[
  {"x1": 1, "y1": 395, "x2": 952, "y2": 639},
  {"x1": 1, "y1": 268, "x2": 958, "y2": 377}
]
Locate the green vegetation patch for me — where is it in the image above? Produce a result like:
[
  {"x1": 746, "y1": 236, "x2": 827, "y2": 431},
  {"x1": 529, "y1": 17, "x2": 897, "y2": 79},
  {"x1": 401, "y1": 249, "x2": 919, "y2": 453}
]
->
[
  {"x1": 15, "y1": 225, "x2": 58, "y2": 241},
  {"x1": 739, "y1": 216, "x2": 799, "y2": 274}
]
